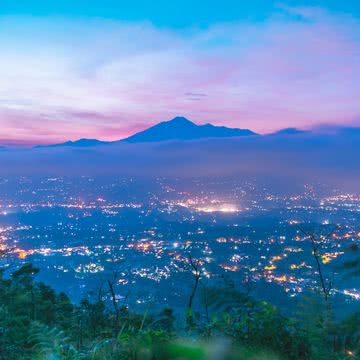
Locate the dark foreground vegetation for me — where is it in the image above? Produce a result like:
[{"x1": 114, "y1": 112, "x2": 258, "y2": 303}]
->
[{"x1": 0, "y1": 262, "x2": 359, "y2": 360}]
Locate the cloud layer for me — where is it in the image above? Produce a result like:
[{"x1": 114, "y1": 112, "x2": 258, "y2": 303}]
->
[{"x1": 1, "y1": 6, "x2": 360, "y2": 144}]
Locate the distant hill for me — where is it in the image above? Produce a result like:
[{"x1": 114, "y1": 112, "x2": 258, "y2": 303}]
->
[
  {"x1": 121, "y1": 116, "x2": 258, "y2": 143},
  {"x1": 35, "y1": 138, "x2": 109, "y2": 148},
  {"x1": 269, "y1": 128, "x2": 308, "y2": 136}
]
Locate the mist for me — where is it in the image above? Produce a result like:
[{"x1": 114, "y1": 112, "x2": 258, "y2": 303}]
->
[{"x1": 1, "y1": 130, "x2": 359, "y2": 192}]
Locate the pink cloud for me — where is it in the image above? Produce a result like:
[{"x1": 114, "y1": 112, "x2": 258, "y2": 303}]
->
[{"x1": 0, "y1": 9, "x2": 360, "y2": 144}]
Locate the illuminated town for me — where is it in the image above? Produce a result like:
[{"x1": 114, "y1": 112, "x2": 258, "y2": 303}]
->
[{"x1": 0, "y1": 176, "x2": 359, "y2": 313}]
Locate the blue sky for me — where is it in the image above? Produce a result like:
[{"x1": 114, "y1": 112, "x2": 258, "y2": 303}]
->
[{"x1": 2, "y1": 0, "x2": 360, "y2": 27}]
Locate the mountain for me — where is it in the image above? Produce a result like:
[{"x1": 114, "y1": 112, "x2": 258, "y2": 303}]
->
[
  {"x1": 122, "y1": 116, "x2": 258, "y2": 143},
  {"x1": 34, "y1": 117, "x2": 257, "y2": 148},
  {"x1": 35, "y1": 138, "x2": 109, "y2": 148},
  {"x1": 269, "y1": 128, "x2": 308, "y2": 136}
]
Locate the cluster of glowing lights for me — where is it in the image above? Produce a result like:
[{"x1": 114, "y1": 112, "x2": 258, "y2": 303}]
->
[
  {"x1": 195, "y1": 204, "x2": 239, "y2": 213},
  {"x1": 321, "y1": 251, "x2": 344, "y2": 264},
  {"x1": 177, "y1": 199, "x2": 240, "y2": 213},
  {"x1": 343, "y1": 289, "x2": 360, "y2": 301},
  {"x1": 75, "y1": 263, "x2": 105, "y2": 274},
  {"x1": 219, "y1": 263, "x2": 240, "y2": 272},
  {"x1": 290, "y1": 262, "x2": 312, "y2": 270}
]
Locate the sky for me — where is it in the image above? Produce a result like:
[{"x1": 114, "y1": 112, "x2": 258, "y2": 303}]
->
[{"x1": 1, "y1": 1, "x2": 360, "y2": 145}]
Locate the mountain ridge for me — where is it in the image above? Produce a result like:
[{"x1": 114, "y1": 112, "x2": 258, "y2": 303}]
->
[
  {"x1": 33, "y1": 116, "x2": 259, "y2": 148},
  {"x1": 31, "y1": 117, "x2": 353, "y2": 149},
  {"x1": 35, "y1": 138, "x2": 108, "y2": 148},
  {"x1": 121, "y1": 116, "x2": 258, "y2": 143},
  {"x1": 269, "y1": 127, "x2": 308, "y2": 136}
]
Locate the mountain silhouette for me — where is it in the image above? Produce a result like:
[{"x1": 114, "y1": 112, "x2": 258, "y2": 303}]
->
[
  {"x1": 122, "y1": 116, "x2": 258, "y2": 143},
  {"x1": 34, "y1": 117, "x2": 258, "y2": 148},
  {"x1": 35, "y1": 139, "x2": 108, "y2": 148},
  {"x1": 269, "y1": 128, "x2": 308, "y2": 136}
]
